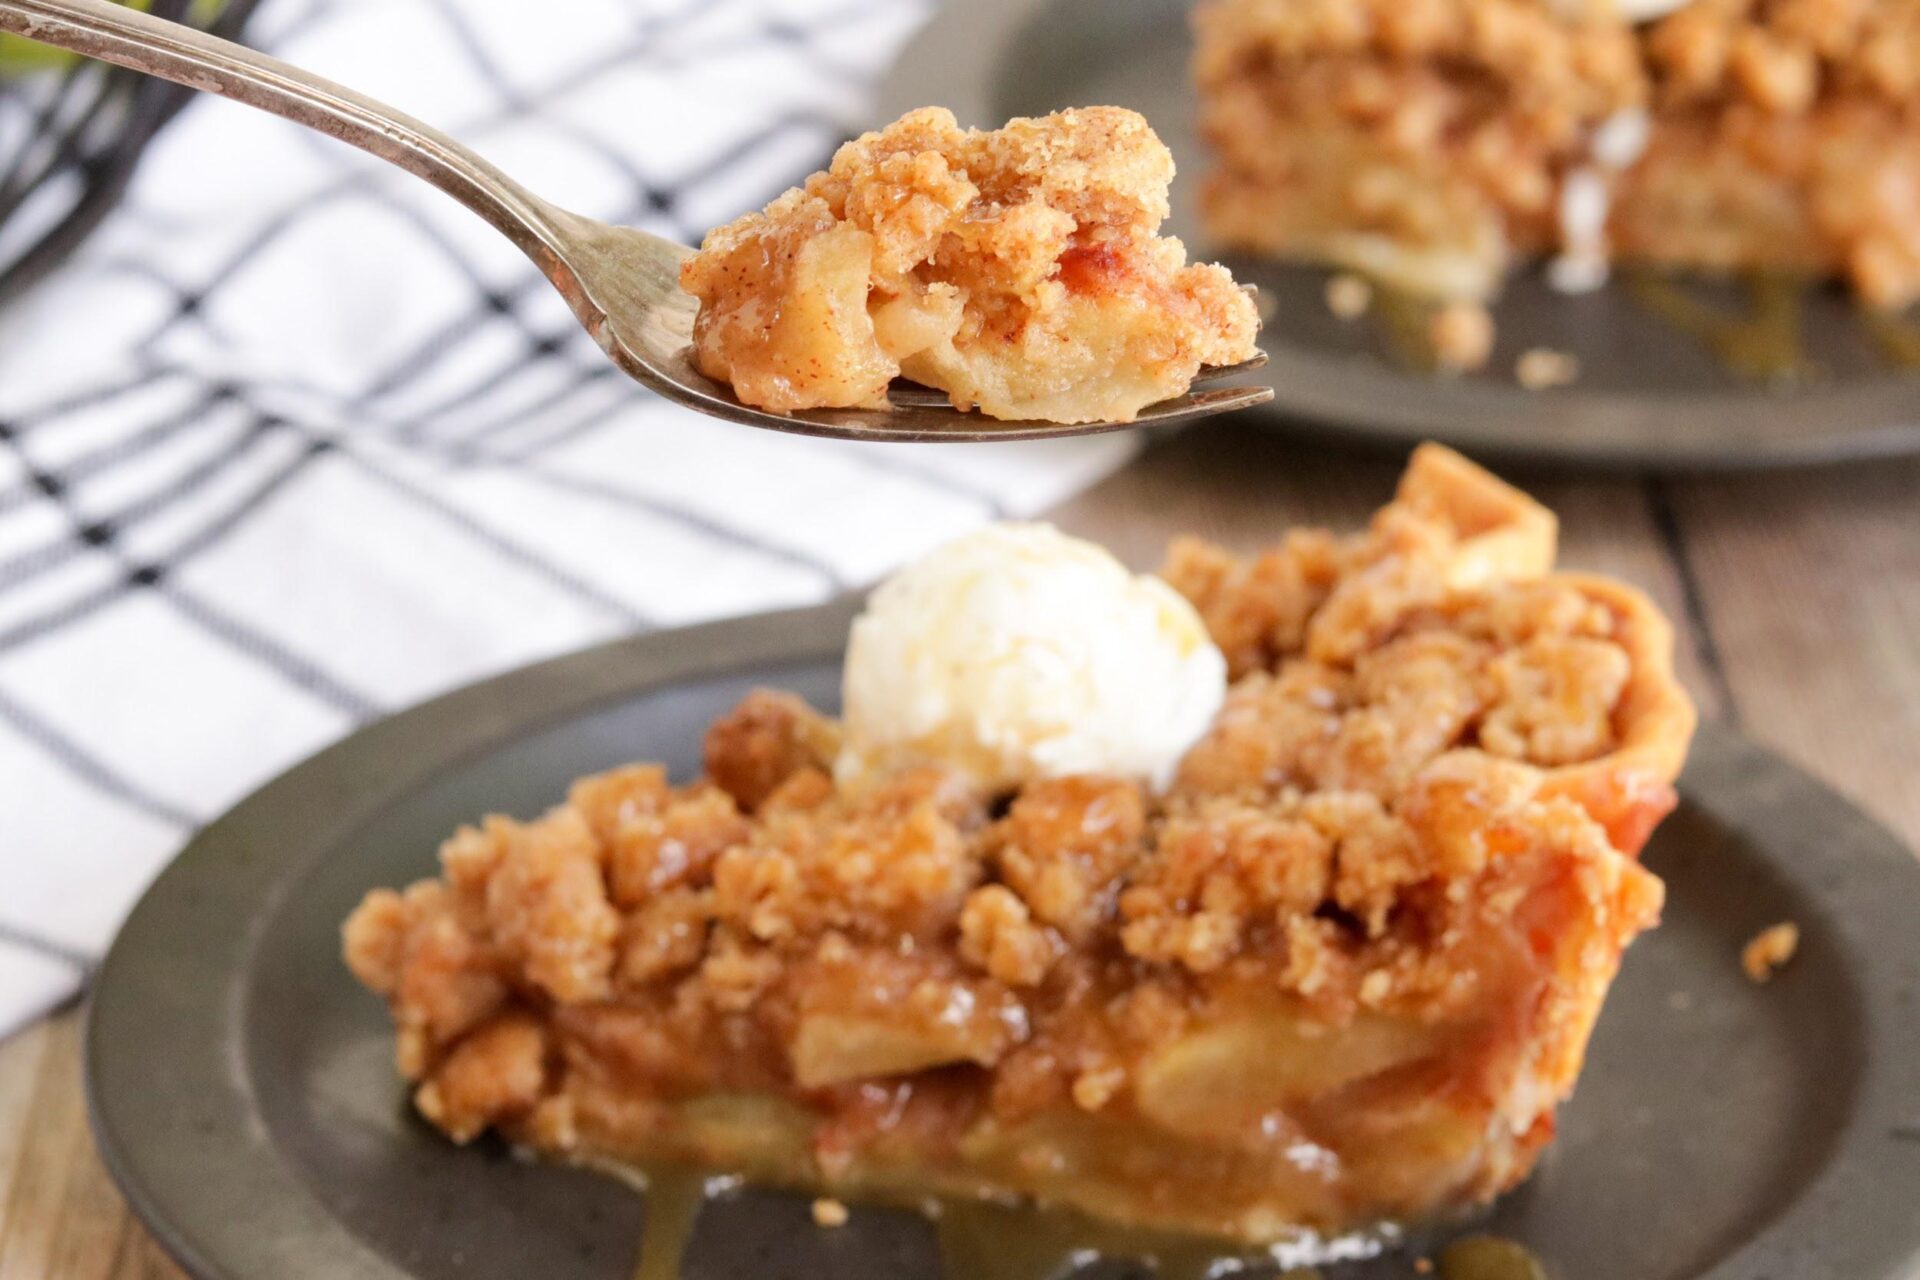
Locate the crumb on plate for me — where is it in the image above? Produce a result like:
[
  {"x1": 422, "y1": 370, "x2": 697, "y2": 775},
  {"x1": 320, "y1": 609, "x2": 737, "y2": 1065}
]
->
[
  {"x1": 1430, "y1": 301, "x2": 1494, "y2": 372},
  {"x1": 812, "y1": 1197, "x2": 850, "y2": 1228},
  {"x1": 1325, "y1": 272, "x2": 1372, "y2": 320},
  {"x1": 1516, "y1": 348, "x2": 1581, "y2": 390},
  {"x1": 1741, "y1": 922, "x2": 1799, "y2": 983}
]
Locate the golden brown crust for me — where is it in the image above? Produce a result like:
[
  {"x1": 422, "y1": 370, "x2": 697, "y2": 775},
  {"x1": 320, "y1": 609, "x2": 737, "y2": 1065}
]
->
[
  {"x1": 680, "y1": 107, "x2": 1260, "y2": 422},
  {"x1": 1394, "y1": 442, "x2": 1559, "y2": 586},
  {"x1": 1162, "y1": 446, "x2": 1693, "y2": 857},
  {"x1": 1535, "y1": 572, "x2": 1696, "y2": 853}
]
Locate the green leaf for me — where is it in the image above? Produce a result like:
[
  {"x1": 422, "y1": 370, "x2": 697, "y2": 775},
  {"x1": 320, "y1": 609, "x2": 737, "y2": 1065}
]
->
[{"x1": 0, "y1": 0, "x2": 226, "y2": 77}]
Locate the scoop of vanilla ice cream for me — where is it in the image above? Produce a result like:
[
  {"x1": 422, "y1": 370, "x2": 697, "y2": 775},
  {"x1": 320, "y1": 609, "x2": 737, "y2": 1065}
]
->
[{"x1": 837, "y1": 523, "x2": 1227, "y2": 792}]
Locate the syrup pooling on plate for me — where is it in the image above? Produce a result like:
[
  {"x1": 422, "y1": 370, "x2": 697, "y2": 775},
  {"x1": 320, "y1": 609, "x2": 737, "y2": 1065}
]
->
[
  {"x1": 616, "y1": 1161, "x2": 1375, "y2": 1280},
  {"x1": 626, "y1": 1164, "x2": 719, "y2": 1280},
  {"x1": 1366, "y1": 285, "x2": 1450, "y2": 374},
  {"x1": 932, "y1": 1195, "x2": 1398, "y2": 1280},
  {"x1": 1436, "y1": 1235, "x2": 1548, "y2": 1280},
  {"x1": 1861, "y1": 307, "x2": 1920, "y2": 369},
  {"x1": 1624, "y1": 273, "x2": 1812, "y2": 382},
  {"x1": 1338, "y1": 267, "x2": 1920, "y2": 384},
  {"x1": 613, "y1": 1164, "x2": 1549, "y2": 1279}
]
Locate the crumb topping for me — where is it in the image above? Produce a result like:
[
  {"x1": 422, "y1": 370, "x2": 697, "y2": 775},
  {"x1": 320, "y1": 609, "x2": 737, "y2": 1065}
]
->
[
  {"x1": 1209, "y1": 0, "x2": 1648, "y2": 116},
  {"x1": 1649, "y1": 0, "x2": 1920, "y2": 111},
  {"x1": 1741, "y1": 920, "x2": 1801, "y2": 981}
]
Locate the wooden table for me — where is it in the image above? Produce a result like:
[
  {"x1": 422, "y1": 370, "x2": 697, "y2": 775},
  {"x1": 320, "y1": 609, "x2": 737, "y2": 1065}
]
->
[{"x1": 4, "y1": 425, "x2": 1916, "y2": 1278}]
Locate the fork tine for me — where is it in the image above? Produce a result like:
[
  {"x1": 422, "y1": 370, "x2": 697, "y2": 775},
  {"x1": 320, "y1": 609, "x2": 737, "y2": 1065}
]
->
[
  {"x1": 888, "y1": 353, "x2": 1269, "y2": 407},
  {"x1": 877, "y1": 382, "x2": 1274, "y2": 424},
  {"x1": 875, "y1": 381, "x2": 1274, "y2": 437},
  {"x1": 643, "y1": 343, "x2": 1271, "y2": 442},
  {"x1": 886, "y1": 380, "x2": 951, "y2": 408},
  {"x1": 1131, "y1": 383, "x2": 1275, "y2": 424},
  {"x1": 1189, "y1": 351, "x2": 1270, "y2": 385}
]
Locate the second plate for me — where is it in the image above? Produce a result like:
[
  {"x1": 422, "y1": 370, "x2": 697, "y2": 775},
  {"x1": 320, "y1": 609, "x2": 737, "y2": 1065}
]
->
[{"x1": 875, "y1": 0, "x2": 1920, "y2": 469}]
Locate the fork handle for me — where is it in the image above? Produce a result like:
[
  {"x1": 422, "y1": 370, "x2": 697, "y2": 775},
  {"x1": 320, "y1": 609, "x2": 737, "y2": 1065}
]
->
[{"x1": 0, "y1": 0, "x2": 580, "y2": 271}]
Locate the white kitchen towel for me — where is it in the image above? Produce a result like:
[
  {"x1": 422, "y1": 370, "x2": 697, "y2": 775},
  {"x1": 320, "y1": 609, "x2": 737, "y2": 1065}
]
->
[{"x1": 0, "y1": 0, "x2": 1141, "y2": 1037}]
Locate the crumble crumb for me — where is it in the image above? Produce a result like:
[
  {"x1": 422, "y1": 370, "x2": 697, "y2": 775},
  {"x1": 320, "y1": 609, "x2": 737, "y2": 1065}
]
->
[
  {"x1": 1071, "y1": 1063, "x2": 1127, "y2": 1112},
  {"x1": 1742, "y1": 921, "x2": 1800, "y2": 983},
  {"x1": 1516, "y1": 348, "x2": 1581, "y2": 390},
  {"x1": 1429, "y1": 302, "x2": 1494, "y2": 372},
  {"x1": 812, "y1": 1197, "x2": 850, "y2": 1228},
  {"x1": 1414, "y1": 1259, "x2": 1434, "y2": 1275},
  {"x1": 1325, "y1": 272, "x2": 1373, "y2": 320}
]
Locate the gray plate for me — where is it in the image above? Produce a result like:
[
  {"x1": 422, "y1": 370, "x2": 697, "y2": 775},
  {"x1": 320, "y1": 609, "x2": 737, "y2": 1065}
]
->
[
  {"x1": 874, "y1": 0, "x2": 1920, "y2": 470},
  {"x1": 88, "y1": 601, "x2": 1920, "y2": 1280}
]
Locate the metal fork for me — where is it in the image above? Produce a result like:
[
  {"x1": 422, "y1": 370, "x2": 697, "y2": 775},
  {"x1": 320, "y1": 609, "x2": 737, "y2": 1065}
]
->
[{"x1": 0, "y1": 0, "x2": 1273, "y2": 443}]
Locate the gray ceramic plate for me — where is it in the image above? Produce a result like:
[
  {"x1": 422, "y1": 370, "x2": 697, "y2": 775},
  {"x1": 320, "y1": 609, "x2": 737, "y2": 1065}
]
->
[
  {"x1": 88, "y1": 601, "x2": 1920, "y2": 1279},
  {"x1": 874, "y1": 0, "x2": 1920, "y2": 469}
]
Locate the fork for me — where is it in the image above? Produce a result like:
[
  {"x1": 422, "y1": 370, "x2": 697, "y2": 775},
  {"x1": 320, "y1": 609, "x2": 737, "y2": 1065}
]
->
[{"x1": 0, "y1": 0, "x2": 1273, "y2": 443}]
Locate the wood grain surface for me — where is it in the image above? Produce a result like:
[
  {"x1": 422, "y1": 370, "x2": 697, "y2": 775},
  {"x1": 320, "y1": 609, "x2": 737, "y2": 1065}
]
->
[{"x1": 4, "y1": 425, "x2": 1916, "y2": 1279}]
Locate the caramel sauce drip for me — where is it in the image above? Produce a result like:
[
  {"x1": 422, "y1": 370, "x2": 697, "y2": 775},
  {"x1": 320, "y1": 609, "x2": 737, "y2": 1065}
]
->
[
  {"x1": 1861, "y1": 307, "x2": 1920, "y2": 370},
  {"x1": 625, "y1": 1163, "x2": 1333, "y2": 1280},
  {"x1": 1436, "y1": 1234, "x2": 1549, "y2": 1280},
  {"x1": 628, "y1": 1165, "x2": 715, "y2": 1280},
  {"x1": 1623, "y1": 272, "x2": 1811, "y2": 381},
  {"x1": 1369, "y1": 286, "x2": 1446, "y2": 373},
  {"x1": 933, "y1": 1195, "x2": 1323, "y2": 1280}
]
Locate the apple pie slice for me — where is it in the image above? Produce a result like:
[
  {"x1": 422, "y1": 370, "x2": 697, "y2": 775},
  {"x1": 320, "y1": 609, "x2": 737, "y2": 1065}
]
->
[
  {"x1": 1194, "y1": 0, "x2": 1920, "y2": 312},
  {"x1": 679, "y1": 106, "x2": 1260, "y2": 423},
  {"x1": 344, "y1": 447, "x2": 1692, "y2": 1251}
]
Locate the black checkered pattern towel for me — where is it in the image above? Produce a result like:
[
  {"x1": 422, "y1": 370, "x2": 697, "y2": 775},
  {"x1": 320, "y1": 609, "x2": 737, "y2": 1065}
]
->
[{"x1": 0, "y1": 0, "x2": 1141, "y2": 1036}]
